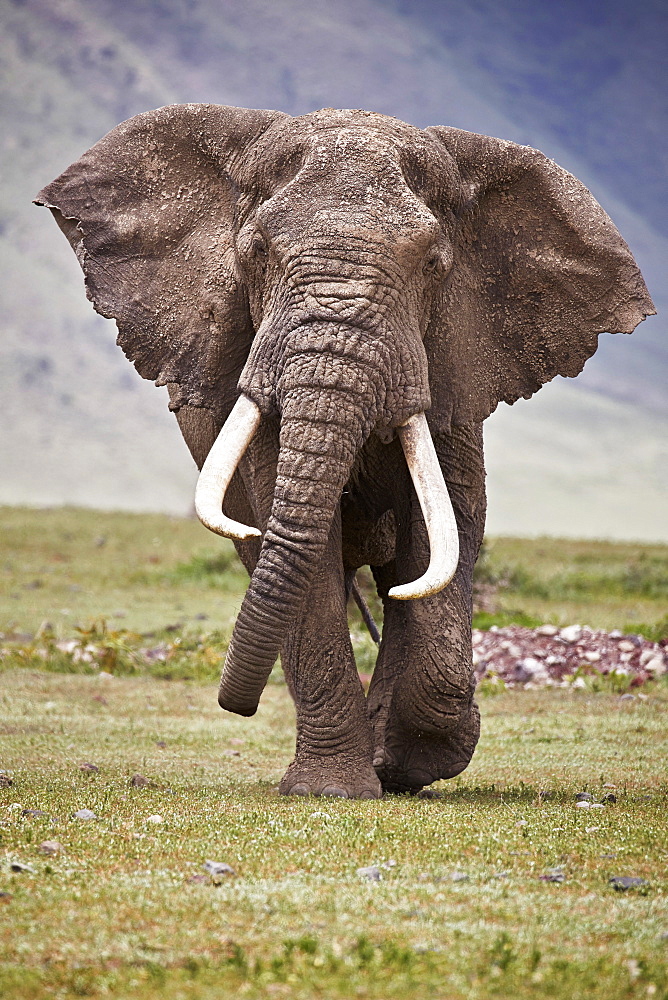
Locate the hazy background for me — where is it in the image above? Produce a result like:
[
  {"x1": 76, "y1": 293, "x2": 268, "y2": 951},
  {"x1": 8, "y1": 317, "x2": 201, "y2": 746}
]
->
[{"x1": 1, "y1": 0, "x2": 666, "y2": 540}]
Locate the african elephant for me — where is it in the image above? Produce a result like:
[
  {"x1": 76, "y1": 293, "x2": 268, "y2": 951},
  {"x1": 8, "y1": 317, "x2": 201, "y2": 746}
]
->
[{"x1": 36, "y1": 105, "x2": 653, "y2": 798}]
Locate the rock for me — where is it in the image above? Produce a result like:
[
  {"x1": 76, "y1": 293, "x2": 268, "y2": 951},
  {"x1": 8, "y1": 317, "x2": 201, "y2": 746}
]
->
[
  {"x1": 515, "y1": 657, "x2": 549, "y2": 682},
  {"x1": 416, "y1": 788, "x2": 441, "y2": 799},
  {"x1": 145, "y1": 814, "x2": 163, "y2": 824},
  {"x1": 155, "y1": 740, "x2": 167, "y2": 748},
  {"x1": 0, "y1": 774, "x2": 13, "y2": 788},
  {"x1": 536, "y1": 624, "x2": 559, "y2": 636},
  {"x1": 187, "y1": 873, "x2": 210, "y2": 885},
  {"x1": 78, "y1": 762, "x2": 99, "y2": 773},
  {"x1": 222, "y1": 750, "x2": 241, "y2": 757},
  {"x1": 583, "y1": 651, "x2": 601, "y2": 662},
  {"x1": 576, "y1": 792, "x2": 594, "y2": 802},
  {"x1": 73, "y1": 809, "x2": 97, "y2": 821},
  {"x1": 39, "y1": 840, "x2": 63, "y2": 855},
  {"x1": 539, "y1": 869, "x2": 565, "y2": 883},
  {"x1": 644, "y1": 656, "x2": 666, "y2": 676},
  {"x1": 203, "y1": 860, "x2": 237, "y2": 878},
  {"x1": 601, "y1": 792, "x2": 617, "y2": 804},
  {"x1": 619, "y1": 693, "x2": 636, "y2": 702},
  {"x1": 449, "y1": 870, "x2": 469, "y2": 882},
  {"x1": 617, "y1": 640, "x2": 635, "y2": 652},
  {"x1": 560, "y1": 625, "x2": 582, "y2": 643},
  {"x1": 131, "y1": 774, "x2": 150, "y2": 787},
  {"x1": 10, "y1": 861, "x2": 36, "y2": 873},
  {"x1": 575, "y1": 801, "x2": 591, "y2": 809},
  {"x1": 22, "y1": 809, "x2": 49, "y2": 819},
  {"x1": 357, "y1": 865, "x2": 382, "y2": 881},
  {"x1": 609, "y1": 876, "x2": 647, "y2": 891},
  {"x1": 0, "y1": 892, "x2": 11, "y2": 903}
]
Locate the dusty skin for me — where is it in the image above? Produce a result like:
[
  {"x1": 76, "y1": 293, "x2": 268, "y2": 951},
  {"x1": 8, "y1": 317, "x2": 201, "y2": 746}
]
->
[{"x1": 36, "y1": 105, "x2": 654, "y2": 797}]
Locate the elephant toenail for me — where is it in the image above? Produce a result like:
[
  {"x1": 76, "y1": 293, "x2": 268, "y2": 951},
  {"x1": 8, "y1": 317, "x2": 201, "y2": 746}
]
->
[
  {"x1": 359, "y1": 789, "x2": 380, "y2": 799},
  {"x1": 288, "y1": 783, "x2": 311, "y2": 796},
  {"x1": 321, "y1": 785, "x2": 349, "y2": 798},
  {"x1": 372, "y1": 756, "x2": 384, "y2": 768}
]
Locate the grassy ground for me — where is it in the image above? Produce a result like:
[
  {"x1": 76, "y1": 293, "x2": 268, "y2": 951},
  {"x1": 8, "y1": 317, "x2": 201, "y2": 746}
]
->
[
  {"x1": 1, "y1": 507, "x2": 667, "y2": 998},
  {"x1": 1, "y1": 674, "x2": 666, "y2": 999}
]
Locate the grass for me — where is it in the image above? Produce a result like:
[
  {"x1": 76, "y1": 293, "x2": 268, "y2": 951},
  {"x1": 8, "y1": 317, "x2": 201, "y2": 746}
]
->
[
  {"x1": 1, "y1": 674, "x2": 667, "y2": 999},
  {"x1": 1, "y1": 506, "x2": 667, "y2": 998}
]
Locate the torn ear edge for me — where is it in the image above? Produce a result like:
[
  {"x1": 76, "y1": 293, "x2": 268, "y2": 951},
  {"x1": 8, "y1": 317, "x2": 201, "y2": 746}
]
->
[{"x1": 423, "y1": 125, "x2": 656, "y2": 432}]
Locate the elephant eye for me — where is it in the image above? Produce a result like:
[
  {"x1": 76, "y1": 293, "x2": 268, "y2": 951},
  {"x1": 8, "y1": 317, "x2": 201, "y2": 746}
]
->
[
  {"x1": 251, "y1": 235, "x2": 268, "y2": 258},
  {"x1": 423, "y1": 249, "x2": 441, "y2": 275}
]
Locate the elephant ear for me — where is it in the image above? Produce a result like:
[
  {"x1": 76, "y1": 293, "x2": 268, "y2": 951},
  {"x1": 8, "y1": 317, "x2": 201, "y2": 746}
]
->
[
  {"x1": 35, "y1": 103, "x2": 286, "y2": 421},
  {"x1": 424, "y1": 126, "x2": 656, "y2": 430}
]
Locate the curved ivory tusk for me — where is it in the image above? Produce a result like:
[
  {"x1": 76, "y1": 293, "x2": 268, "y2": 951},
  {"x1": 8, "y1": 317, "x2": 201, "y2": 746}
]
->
[
  {"x1": 388, "y1": 412, "x2": 459, "y2": 600},
  {"x1": 195, "y1": 394, "x2": 262, "y2": 540}
]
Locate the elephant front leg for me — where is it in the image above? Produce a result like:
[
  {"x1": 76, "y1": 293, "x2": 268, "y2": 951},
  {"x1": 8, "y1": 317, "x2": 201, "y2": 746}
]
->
[
  {"x1": 369, "y1": 425, "x2": 486, "y2": 794},
  {"x1": 278, "y1": 510, "x2": 382, "y2": 800}
]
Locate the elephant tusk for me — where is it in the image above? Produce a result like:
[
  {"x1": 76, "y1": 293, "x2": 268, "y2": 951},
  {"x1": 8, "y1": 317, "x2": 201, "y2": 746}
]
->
[
  {"x1": 195, "y1": 394, "x2": 262, "y2": 540},
  {"x1": 388, "y1": 412, "x2": 459, "y2": 600}
]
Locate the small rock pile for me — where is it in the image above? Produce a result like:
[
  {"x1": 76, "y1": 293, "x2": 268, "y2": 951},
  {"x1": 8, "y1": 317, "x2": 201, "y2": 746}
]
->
[{"x1": 472, "y1": 624, "x2": 667, "y2": 688}]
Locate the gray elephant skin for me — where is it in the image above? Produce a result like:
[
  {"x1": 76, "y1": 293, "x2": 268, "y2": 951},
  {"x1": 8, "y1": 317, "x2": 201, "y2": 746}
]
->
[{"x1": 36, "y1": 105, "x2": 654, "y2": 799}]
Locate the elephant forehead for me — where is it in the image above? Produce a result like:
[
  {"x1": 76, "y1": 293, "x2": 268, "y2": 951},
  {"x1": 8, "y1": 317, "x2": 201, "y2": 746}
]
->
[
  {"x1": 251, "y1": 109, "x2": 460, "y2": 207},
  {"x1": 259, "y1": 142, "x2": 440, "y2": 249}
]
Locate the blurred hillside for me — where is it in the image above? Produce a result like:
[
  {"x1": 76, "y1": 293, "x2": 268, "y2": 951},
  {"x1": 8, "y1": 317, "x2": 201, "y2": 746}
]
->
[{"x1": 1, "y1": 0, "x2": 665, "y2": 537}]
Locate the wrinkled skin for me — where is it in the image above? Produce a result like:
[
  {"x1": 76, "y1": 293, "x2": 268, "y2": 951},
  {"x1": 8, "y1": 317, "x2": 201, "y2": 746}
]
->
[{"x1": 37, "y1": 105, "x2": 654, "y2": 798}]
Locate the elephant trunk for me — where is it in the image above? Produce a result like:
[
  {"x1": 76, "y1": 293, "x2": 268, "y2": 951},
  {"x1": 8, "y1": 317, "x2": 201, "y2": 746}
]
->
[{"x1": 218, "y1": 348, "x2": 383, "y2": 716}]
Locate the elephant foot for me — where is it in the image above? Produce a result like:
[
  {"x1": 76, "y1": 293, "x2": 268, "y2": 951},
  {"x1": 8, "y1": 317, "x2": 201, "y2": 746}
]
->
[
  {"x1": 375, "y1": 700, "x2": 480, "y2": 794},
  {"x1": 279, "y1": 756, "x2": 382, "y2": 800}
]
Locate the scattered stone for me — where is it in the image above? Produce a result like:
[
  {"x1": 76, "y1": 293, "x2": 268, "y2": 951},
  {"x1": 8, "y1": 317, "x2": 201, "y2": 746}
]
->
[
  {"x1": 187, "y1": 873, "x2": 210, "y2": 885},
  {"x1": 539, "y1": 868, "x2": 565, "y2": 883},
  {"x1": 382, "y1": 859, "x2": 397, "y2": 869},
  {"x1": 131, "y1": 774, "x2": 150, "y2": 788},
  {"x1": 536, "y1": 624, "x2": 559, "y2": 636},
  {"x1": 619, "y1": 693, "x2": 636, "y2": 702},
  {"x1": 490, "y1": 871, "x2": 509, "y2": 879},
  {"x1": 0, "y1": 892, "x2": 11, "y2": 903},
  {"x1": 228, "y1": 738, "x2": 244, "y2": 746},
  {"x1": 602, "y1": 783, "x2": 617, "y2": 789},
  {"x1": 39, "y1": 840, "x2": 63, "y2": 855},
  {"x1": 576, "y1": 792, "x2": 594, "y2": 802},
  {"x1": 585, "y1": 826, "x2": 601, "y2": 834},
  {"x1": 10, "y1": 861, "x2": 36, "y2": 874},
  {"x1": 357, "y1": 865, "x2": 382, "y2": 881},
  {"x1": 0, "y1": 774, "x2": 13, "y2": 788},
  {"x1": 416, "y1": 788, "x2": 441, "y2": 799},
  {"x1": 78, "y1": 762, "x2": 99, "y2": 773},
  {"x1": 98, "y1": 671, "x2": 114, "y2": 680},
  {"x1": 449, "y1": 870, "x2": 469, "y2": 882},
  {"x1": 156, "y1": 741, "x2": 167, "y2": 749},
  {"x1": 145, "y1": 814, "x2": 163, "y2": 824},
  {"x1": 222, "y1": 750, "x2": 241, "y2": 757},
  {"x1": 73, "y1": 809, "x2": 97, "y2": 821},
  {"x1": 203, "y1": 860, "x2": 237, "y2": 879},
  {"x1": 22, "y1": 809, "x2": 49, "y2": 819},
  {"x1": 610, "y1": 876, "x2": 647, "y2": 891},
  {"x1": 589, "y1": 803, "x2": 605, "y2": 809},
  {"x1": 575, "y1": 801, "x2": 592, "y2": 809},
  {"x1": 472, "y1": 626, "x2": 665, "y2": 689},
  {"x1": 601, "y1": 792, "x2": 617, "y2": 804}
]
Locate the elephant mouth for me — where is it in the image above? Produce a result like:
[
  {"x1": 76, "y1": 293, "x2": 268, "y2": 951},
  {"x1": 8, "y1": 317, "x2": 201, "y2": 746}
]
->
[{"x1": 195, "y1": 392, "x2": 460, "y2": 600}]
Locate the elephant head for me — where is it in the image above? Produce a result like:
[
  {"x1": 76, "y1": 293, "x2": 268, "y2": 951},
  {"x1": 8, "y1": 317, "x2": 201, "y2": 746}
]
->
[{"x1": 36, "y1": 105, "x2": 654, "y2": 719}]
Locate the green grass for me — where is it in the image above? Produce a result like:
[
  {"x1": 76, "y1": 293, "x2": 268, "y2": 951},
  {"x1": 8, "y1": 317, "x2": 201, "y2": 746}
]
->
[
  {"x1": 472, "y1": 537, "x2": 668, "y2": 639},
  {"x1": 1, "y1": 507, "x2": 668, "y2": 998},
  {"x1": 1, "y1": 673, "x2": 667, "y2": 999}
]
